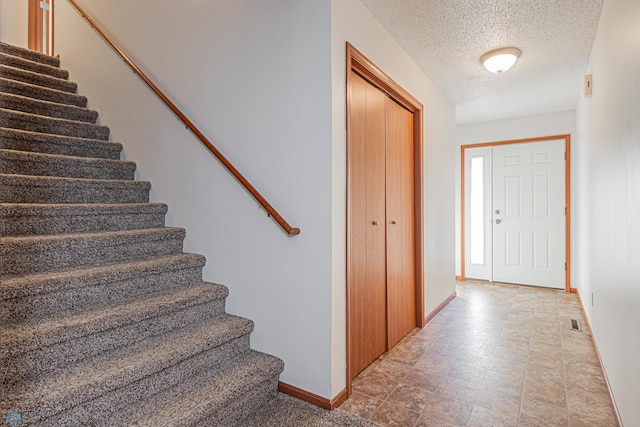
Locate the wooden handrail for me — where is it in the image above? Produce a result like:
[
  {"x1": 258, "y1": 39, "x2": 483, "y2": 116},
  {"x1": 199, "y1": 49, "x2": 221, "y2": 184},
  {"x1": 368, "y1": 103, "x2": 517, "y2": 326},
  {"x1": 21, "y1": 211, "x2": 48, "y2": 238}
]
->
[{"x1": 66, "y1": 0, "x2": 300, "y2": 236}]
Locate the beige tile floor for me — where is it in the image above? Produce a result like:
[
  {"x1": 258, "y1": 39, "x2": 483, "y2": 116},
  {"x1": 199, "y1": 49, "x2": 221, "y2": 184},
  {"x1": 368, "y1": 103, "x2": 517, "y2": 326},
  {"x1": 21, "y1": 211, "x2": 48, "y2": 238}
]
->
[{"x1": 340, "y1": 281, "x2": 619, "y2": 426}]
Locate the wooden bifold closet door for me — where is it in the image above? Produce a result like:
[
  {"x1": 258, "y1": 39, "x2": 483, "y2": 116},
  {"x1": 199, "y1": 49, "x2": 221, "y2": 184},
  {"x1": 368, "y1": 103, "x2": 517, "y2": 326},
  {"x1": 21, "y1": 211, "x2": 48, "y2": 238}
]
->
[{"x1": 349, "y1": 71, "x2": 416, "y2": 378}]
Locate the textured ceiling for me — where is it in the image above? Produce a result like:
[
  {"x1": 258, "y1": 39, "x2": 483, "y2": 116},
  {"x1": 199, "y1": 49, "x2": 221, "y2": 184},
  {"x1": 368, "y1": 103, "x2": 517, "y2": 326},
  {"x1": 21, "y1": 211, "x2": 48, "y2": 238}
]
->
[{"x1": 358, "y1": 0, "x2": 604, "y2": 124}]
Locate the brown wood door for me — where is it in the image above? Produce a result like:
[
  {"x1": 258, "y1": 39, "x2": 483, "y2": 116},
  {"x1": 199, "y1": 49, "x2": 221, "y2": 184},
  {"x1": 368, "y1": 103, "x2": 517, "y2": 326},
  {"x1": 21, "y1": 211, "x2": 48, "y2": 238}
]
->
[
  {"x1": 348, "y1": 71, "x2": 388, "y2": 376},
  {"x1": 348, "y1": 71, "x2": 416, "y2": 377},
  {"x1": 385, "y1": 98, "x2": 416, "y2": 348}
]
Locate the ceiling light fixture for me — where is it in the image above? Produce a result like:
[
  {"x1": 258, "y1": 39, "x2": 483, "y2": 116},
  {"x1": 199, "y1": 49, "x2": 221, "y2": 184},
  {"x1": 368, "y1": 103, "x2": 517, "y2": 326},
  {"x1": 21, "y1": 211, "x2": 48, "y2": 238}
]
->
[{"x1": 480, "y1": 47, "x2": 521, "y2": 73}]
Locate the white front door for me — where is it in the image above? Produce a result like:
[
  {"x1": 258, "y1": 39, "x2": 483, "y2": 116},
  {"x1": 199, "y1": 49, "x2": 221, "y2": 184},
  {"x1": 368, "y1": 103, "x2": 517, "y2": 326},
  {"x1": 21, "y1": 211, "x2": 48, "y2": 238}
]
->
[
  {"x1": 492, "y1": 140, "x2": 566, "y2": 289},
  {"x1": 463, "y1": 139, "x2": 566, "y2": 289}
]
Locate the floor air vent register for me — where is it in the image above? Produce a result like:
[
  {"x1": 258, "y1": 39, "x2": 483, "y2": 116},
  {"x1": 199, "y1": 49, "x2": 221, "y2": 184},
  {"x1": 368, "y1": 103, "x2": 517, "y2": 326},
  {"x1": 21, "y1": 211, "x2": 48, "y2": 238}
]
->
[{"x1": 569, "y1": 319, "x2": 583, "y2": 332}]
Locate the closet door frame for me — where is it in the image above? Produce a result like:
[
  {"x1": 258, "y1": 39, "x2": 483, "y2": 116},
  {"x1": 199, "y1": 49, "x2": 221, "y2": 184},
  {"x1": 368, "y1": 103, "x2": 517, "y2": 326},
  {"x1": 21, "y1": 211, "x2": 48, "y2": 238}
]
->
[{"x1": 345, "y1": 42, "x2": 425, "y2": 394}]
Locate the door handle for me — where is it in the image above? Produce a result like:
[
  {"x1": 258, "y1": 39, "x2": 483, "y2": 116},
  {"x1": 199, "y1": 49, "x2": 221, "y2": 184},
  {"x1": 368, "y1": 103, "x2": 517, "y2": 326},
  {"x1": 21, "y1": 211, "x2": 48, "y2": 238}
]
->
[
  {"x1": 495, "y1": 219, "x2": 501, "y2": 224},
  {"x1": 372, "y1": 220, "x2": 378, "y2": 226}
]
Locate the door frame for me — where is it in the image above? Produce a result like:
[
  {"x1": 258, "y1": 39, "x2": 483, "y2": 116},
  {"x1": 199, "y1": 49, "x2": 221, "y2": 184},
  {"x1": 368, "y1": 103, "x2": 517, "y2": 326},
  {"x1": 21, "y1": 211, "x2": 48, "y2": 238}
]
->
[
  {"x1": 345, "y1": 42, "x2": 425, "y2": 395},
  {"x1": 460, "y1": 134, "x2": 572, "y2": 293},
  {"x1": 28, "y1": 0, "x2": 54, "y2": 55}
]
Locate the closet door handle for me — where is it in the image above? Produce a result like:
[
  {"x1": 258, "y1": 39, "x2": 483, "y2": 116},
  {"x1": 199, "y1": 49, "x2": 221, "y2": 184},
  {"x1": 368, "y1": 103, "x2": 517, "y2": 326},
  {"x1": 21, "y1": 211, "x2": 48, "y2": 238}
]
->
[
  {"x1": 391, "y1": 220, "x2": 397, "y2": 225},
  {"x1": 372, "y1": 220, "x2": 379, "y2": 226}
]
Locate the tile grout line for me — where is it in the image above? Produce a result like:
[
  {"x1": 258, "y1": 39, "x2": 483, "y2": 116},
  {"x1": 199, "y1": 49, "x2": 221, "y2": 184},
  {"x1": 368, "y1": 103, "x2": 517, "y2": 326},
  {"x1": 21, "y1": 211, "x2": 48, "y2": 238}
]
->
[
  {"x1": 467, "y1": 314, "x2": 503, "y2": 427},
  {"x1": 515, "y1": 295, "x2": 532, "y2": 427},
  {"x1": 561, "y1": 292, "x2": 572, "y2": 426}
]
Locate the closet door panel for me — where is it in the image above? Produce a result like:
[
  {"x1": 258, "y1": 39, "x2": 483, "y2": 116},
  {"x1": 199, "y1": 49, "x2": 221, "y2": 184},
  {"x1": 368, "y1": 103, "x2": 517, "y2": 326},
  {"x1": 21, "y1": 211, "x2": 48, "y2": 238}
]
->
[
  {"x1": 349, "y1": 72, "x2": 387, "y2": 376},
  {"x1": 385, "y1": 98, "x2": 416, "y2": 349}
]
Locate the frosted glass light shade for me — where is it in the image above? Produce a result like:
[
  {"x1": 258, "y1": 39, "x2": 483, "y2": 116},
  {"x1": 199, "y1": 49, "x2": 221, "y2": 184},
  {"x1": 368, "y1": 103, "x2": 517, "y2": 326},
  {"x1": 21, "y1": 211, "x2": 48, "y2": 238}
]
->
[{"x1": 480, "y1": 47, "x2": 521, "y2": 73}]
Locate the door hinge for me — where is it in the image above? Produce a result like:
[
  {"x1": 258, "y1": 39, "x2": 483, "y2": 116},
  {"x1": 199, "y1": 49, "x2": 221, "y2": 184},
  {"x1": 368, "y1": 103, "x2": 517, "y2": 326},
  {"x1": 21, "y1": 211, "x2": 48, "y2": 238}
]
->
[
  {"x1": 565, "y1": 262, "x2": 567, "y2": 271},
  {"x1": 565, "y1": 152, "x2": 567, "y2": 160},
  {"x1": 565, "y1": 207, "x2": 567, "y2": 215}
]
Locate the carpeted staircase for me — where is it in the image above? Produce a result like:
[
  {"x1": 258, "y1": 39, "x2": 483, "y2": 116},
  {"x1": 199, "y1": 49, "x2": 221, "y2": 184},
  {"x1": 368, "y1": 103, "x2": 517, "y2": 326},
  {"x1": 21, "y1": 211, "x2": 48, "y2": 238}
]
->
[
  {"x1": 0, "y1": 40, "x2": 292, "y2": 426},
  {"x1": 0, "y1": 40, "x2": 382, "y2": 427}
]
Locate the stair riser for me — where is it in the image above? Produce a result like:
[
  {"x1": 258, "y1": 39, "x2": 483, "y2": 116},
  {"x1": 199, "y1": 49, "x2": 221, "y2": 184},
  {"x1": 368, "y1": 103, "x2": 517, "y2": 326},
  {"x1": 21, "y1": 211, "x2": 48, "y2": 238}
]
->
[
  {"x1": 1, "y1": 210, "x2": 165, "y2": 237},
  {"x1": 0, "y1": 42, "x2": 60, "y2": 67},
  {"x1": 28, "y1": 336, "x2": 252, "y2": 426},
  {"x1": 0, "y1": 78, "x2": 87, "y2": 107},
  {"x1": 0, "y1": 232, "x2": 184, "y2": 276},
  {"x1": 0, "y1": 93, "x2": 98, "y2": 123},
  {"x1": 0, "y1": 52, "x2": 68, "y2": 79},
  {"x1": 0, "y1": 129, "x2": 121, "y2": 160},
  {"x1": 1, "y1": 266, "x2": 203, "y2": 323},
  {"x1": 0, "y1": 111, "x2": 109, "y2": 140},
  {"x1": 196, "y1": 378, "x2": 279, "y2": 427},
  {"x1": 4, "y1": 300, "x2": 230, "y2": 385},
  {"x1": 0, "y1": 64, "x2": 77, "y2": 93},
  {"x1": 0, "y1": 181, "x2": 149, "y2": 204}
]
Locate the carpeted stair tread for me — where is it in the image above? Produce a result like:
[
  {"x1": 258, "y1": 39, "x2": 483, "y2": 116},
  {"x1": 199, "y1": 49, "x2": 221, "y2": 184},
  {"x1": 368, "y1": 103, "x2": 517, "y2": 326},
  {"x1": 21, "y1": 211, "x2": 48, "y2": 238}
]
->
[
  {"x1": 30, "y1": 329, "x2": 257, "y2": 427},
  {"x1": 118, "y1": 350, "x2": 285, "y2": 427},
  {"x1": 2, "y1": 314, "x2": 257, "y2": 424},
  {"x1": 0, "y1": 77, "x2": 87, "y2": 107},
  {"x1": 0, "y1": 91, "x2": 98, "y2": 122},
  {"x1": 0, "y1": 202, "x2": 167, "y2": 236},
  {"x1": 0, "y1": 148, "x2": 135, "y2": 180},
  {"x1": 0, "y1": 252, "x2": 205, "y2": 300},
  {"x1": 240, "y1": 393, "x2": 325, "y2": 427},
  {"x1": 2, "y1": 287, "x2": 230, "y2": 388},
  {"x1": 0, "y1": 63, "x2": 77, "y2": 93},
  {"x1": 0, "y1": 252, "x2": 206, "y2": 323},
  {"x1": 0, "y1": 173, "x2": 150, "y2": 204},
  {"x1": 0, "y1": 127, "x2": 121, "y2": 159},
  {"x1": 241, "y1": 394, "x2": 382, "y2": 427},
  {"x1": 0, "y1": 282, "x2": 229, "y2": 360},
  {"x1": 0, "y1": 41, "x2": 60, "y2": 67},
  {"x1": 0, "y1": 108, "x2": 109, "y2": 140},
  {"x1": 0, "y1": 227, "x2": 185, "y2": 276},
  {"x1": 0, "y1": 51, "x2": 68, "y2": 79}
]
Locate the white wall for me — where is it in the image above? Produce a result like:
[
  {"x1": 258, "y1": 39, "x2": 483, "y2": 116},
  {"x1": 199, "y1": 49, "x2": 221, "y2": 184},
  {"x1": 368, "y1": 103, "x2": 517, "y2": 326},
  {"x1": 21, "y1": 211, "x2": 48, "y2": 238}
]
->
[
  {"x1": 55, "y1": 0, "x2": 335, "y2": 398},
  {"x1": 331, "y1": 0, "x2": 457, "y2": 396},
  {"x1": 574, "y1": 0, "x2": 640, "y2": 424},
  {"x1": 455, "y1": 110, "x2": 576, "y2": 279},
  {"x1": 0, "y1": 0, "x2": 28, "y2": 48}
]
